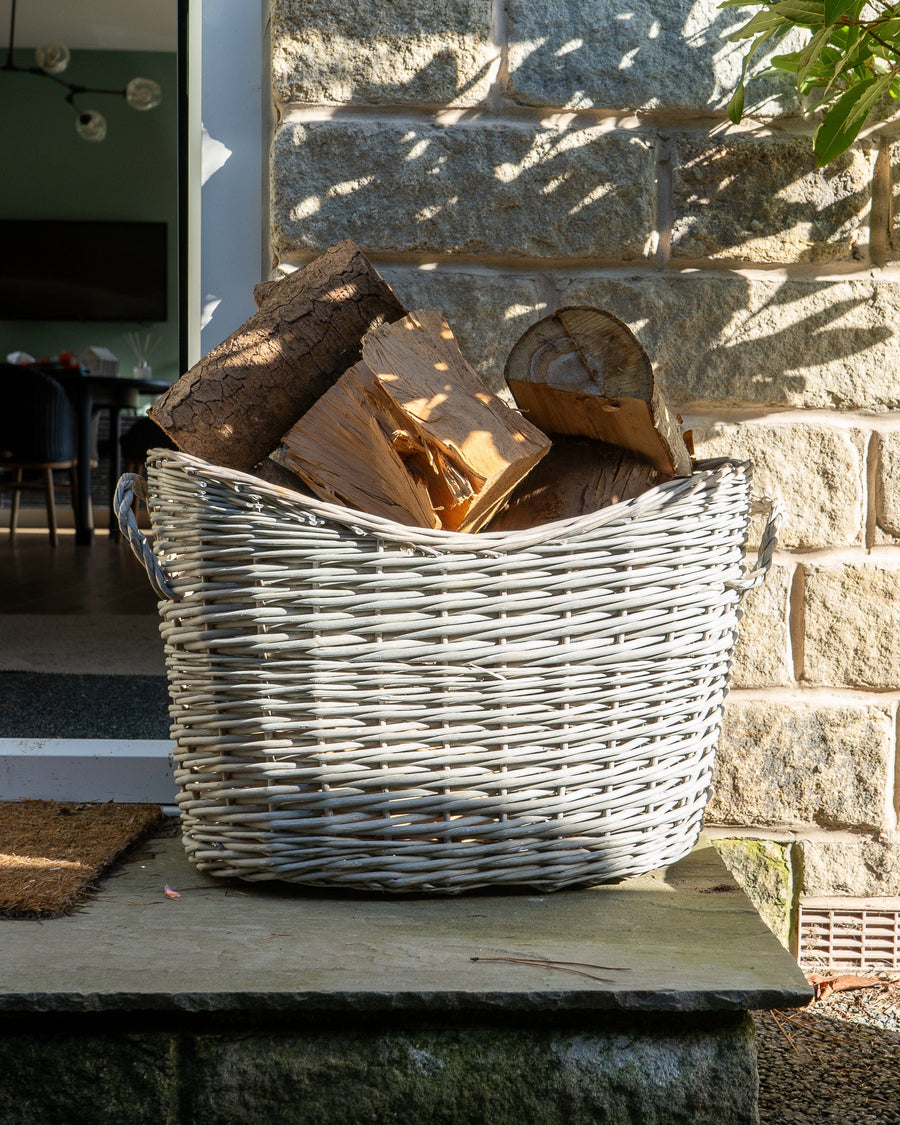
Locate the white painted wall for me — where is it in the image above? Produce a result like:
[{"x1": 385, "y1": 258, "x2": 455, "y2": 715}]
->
[{"x1": 197, "y1": 0, "x2": 269, "y2": 360}]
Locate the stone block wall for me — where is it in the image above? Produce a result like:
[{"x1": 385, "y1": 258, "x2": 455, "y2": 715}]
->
[{"x1": 268, "y1": 0, "x2": 900, "y2": 951}]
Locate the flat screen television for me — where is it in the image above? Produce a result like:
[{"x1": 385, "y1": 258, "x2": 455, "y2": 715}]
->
[{"x1": 0, "y1": 219, "x2": 168, "y2": 322}]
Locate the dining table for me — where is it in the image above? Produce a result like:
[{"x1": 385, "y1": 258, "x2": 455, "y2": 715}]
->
[{"x1": 45, "y1": 365, "x2": 170, "y2": 545}]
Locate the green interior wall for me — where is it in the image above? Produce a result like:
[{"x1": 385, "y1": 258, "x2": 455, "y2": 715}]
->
[{"x1": 0, "y1": 49, "x2": 179, "y2": 383}]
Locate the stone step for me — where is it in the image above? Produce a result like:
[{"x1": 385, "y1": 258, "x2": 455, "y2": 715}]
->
[{"x1": 0, "y1": 833, "x2": 812, "y2": 1124}]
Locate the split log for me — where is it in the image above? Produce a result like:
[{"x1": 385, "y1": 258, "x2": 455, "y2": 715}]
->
[
  {"x1": 280, "y1": 361, "x2": 442, "y2": 528},
  {"x1": 486, "y1": 439, "x2": 663, "y2": 532},
  {"x1": 149, "y1": 240, "x2": 407, "y2": 471},
  {"x1": 280, "y1": 309, "x2": 551, "y2": 532},
  {"x1": 504, "y1": 306, "x2": 693, "y2": 478}
]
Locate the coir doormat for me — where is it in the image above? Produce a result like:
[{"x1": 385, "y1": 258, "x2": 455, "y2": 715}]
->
[{"x1": 0, "y1": 799, "x2": 165, "y2": 918}]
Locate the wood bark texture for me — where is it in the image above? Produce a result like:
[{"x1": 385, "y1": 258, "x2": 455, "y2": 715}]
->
[
  {"x1": 504, "y1": 306, "x2": 693, "y2": 478},
  {"x1": 149, "y1": 240, "x2": 408, "y2": 471},
  {"x1": 281, "y1": 309, "x2": 551, "y2": 532},
  {"x1": 249, "y1": 453, "x2": 315, "y2": 496},
  {"x1": 486, "y1": 439, "x2": 663, "y2": 532}
]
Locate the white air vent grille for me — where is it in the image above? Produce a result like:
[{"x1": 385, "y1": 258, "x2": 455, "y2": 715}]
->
[{"x1": 799, "y1": 902, "x2": 900, "y2": 970}]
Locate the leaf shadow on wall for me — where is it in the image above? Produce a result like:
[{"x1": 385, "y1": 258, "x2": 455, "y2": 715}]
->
[{"x1": 271, "y1": 21, "x2": 896, "y2": 409}]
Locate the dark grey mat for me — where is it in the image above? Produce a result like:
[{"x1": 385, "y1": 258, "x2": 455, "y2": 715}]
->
[{"x1": 0, "y1": 673, "x2": 170, "y2": 740}]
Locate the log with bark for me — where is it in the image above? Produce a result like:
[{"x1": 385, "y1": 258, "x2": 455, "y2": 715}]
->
[
  {"x1": 486, "y1": 439, "x2": 663, "y2": 532},
  {"x1": 504, "y1": 306, "x2": 693, "y2": 478},
  {"x1": 279, "y1": 309, "x2": 551, "y2": 532},
  {"x1": 149, "y1": 240, "x2": 407, "y2": 471}
]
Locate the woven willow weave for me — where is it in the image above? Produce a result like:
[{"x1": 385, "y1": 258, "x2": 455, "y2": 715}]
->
[{"x1": 118, "y1": 450, "x2": 778, "y2": 893}]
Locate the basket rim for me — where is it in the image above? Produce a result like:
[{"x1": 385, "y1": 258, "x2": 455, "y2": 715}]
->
[{"x1": 145, "y1": 448, "x2": 752, "y2": 553}]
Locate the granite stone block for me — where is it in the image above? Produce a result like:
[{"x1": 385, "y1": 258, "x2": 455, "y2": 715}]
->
[
  {"x1": 731, "y1": 563, "x2": 793, "y2": 688},
  {"x1": 0, "y1": 1032, "x2": 177, "y2": 1125},
  {"x1": 505, "y1": 0, "x2": 799, "y2": 115},
  {"x1": 189, "y1": 1022, "x2": 759, "y2": 1125},
  {"x1": 890, "y1": 140, "x2": 900, "y2": 256},
  {"x1": 713, "y1": 838, "x2": 794, "y2": 948},
  {"x1": 671, "y1": 135, "x2": 871, "y2": 263},
  {"x1": 271, "y1": 0, "x2": 494, "y2": 107},
  {"x1": 803, "y1": 563, "x2": 900, "y2": 688},
  {"x1": 690, "y1": 422, "x2": 864, "y2": 551},
  {"x1": 800, "y1": 836, "x2": 900, "y2": 897},
  {"x1": 709, "y1": 697, "x2": 893, "y2": 830},
  {"x1": 271, "y1": 120, "x2": 656, "y2": 259},
  {"x1": 559, "y1": 274, "x2": 900, "y2": 411},
  {"x1": 874, "y1": 430, "x2": 900, "y2": 538}
]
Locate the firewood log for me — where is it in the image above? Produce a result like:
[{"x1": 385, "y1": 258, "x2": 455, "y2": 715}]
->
[
  {"x1": 486, "y1": 439, "x2": 664, "y2": 532},
  {"x1": 280, "y1": 310, "x2": 551, "y2": 532},
  {"x1": 149, "y1": 240, "x2": 407, "y2": 471},
  {"x1": 504, "y1": 306, "x2": 693, "y2": 478},
  {"x1": 249, "y1": 454, "x2": 316, "y2": 495}
]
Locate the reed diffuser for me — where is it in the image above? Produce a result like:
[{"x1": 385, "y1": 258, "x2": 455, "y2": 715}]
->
[{"x1": 125, "y1": 330, "x2": 160, "y2": 379}]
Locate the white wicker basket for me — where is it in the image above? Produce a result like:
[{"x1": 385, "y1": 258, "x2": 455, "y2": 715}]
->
[{"x1": 117, "y1": 450, "x2": 779, "y2": 894}]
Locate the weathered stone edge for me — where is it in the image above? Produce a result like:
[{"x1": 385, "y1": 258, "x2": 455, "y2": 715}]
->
[{"x1": 0, "y1": 984, "x2": 813, "y2": 1015}]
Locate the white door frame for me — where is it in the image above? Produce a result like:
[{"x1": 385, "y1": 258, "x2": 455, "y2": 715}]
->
[
  {"x1": 184, "y1": 0, "x2": 270, "y2": 366},
  {"x1": 0, "y1": 4, "x2": 271, "y2": 801}
]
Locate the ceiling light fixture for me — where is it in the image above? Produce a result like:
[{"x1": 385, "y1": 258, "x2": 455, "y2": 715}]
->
[{"x1": 1, "y1": 0, "x2": 161, "y2": 142}]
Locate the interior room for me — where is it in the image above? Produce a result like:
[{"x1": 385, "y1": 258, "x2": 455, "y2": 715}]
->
[
  {"x1": 0, "y1": 0, "x2": 178, "y2": 521},
  {"x1": 0, "y1": 0, "x2": 178, "y2": 733}
]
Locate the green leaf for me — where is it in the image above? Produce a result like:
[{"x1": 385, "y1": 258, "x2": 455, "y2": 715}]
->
[
  {"x1": 824, "y1": 0, "x2": 860, "y2": 21},
  {"x1": 769, "y1": 50, "x2": 804, "y2": 72},
  {"x1": 727, "y1": 82, "x2": 747, "y2": 123},
  {"x1": 798, "y1": 25, "x2": 834, "y2": 83},
  {"x1": 868, "y1": 19, "x2": 900, "y2": 63},
  {"x1": 727, "y1": 27, "x2": 779, "y2": 120},
  {"x1": 727, "y1": 8, "x2": 792, "y2": 41},
  {"x1": 771, "y1": 0, "x2": 825, "y2": 26},
  {"x1": 813, "y1": 72, "x2": 892, "y2": 163},
  {"x1": 819, "y1": 28, "x2": 874, "y2": 96}
]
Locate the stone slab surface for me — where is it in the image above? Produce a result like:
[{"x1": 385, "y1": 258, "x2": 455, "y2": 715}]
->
[
  {"x1": 0, "y1": 834, "x2": 811, "y2": 1015},
  {"x1": 0, "y1": 738, "x2": 173, "y2": 803}
]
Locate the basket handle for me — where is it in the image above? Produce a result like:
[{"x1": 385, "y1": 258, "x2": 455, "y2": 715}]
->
[
  {"x1": 728, "y1": 496, "x2": 782, "y2": 597},
  {"x1": 114, "y1": 473, "x2": 174, "y2": 600}
]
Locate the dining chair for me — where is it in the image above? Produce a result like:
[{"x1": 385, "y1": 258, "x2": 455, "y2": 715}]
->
[
  {"x1": 0, "y1": 363, "x2": 83, "y2": 546},
  {"x1": 119, "y1": 414, "x2": 177, "y2": 477}
]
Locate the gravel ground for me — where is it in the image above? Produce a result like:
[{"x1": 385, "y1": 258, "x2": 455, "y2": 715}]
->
[{"x1": 755, "y1": 972, "x2": 900, "y2": 1124}]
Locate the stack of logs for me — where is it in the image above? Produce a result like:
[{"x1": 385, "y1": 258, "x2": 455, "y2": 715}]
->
[{"x1": 149, "y1": 240, "x2": 694, "y2": 532}]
